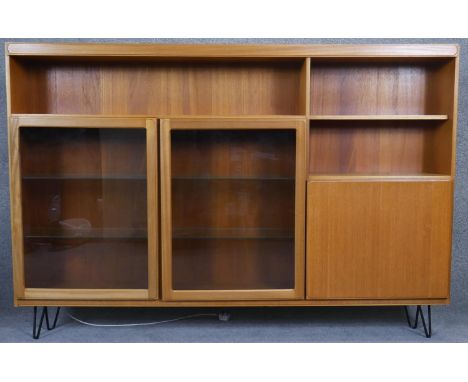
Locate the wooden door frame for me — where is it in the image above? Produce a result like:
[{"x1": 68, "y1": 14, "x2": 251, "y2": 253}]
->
[
  {"x1": 160, "y1": 118, "x2": 307, "y2": 301},
  {"x1": 8, "y1": 115, "x2": 158, "y2": 301}
]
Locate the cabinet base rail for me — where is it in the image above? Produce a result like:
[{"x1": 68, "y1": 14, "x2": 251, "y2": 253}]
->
[
  {"x1": 404, "y1": 305, "x2": 432, "y2": 338},
  {"x1": 32, "y1": 306, "x2": 61, "y2": 340}
]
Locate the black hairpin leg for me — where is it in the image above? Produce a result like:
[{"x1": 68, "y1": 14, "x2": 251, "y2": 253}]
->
[
  {"x1": 404, "y1": 305, "x2": 431, "y2": 338},
  {"x1": 33, "y1": 307, "x2": 61, "y2": 340}
]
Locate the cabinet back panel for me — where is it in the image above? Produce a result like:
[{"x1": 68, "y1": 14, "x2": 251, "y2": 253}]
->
[
  {"x1": 11, "y1": 59, "x2": 302, "y2": 115},
  {"x1": 309, "y1": 121, "x2": 450, "y2": 175}
]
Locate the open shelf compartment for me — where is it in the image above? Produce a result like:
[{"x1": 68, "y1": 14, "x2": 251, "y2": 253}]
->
[
  {"x1": 308, "y1": 119, "x2": 453, "y2": 177},
  {"x1": 9, "y1": 57, "x2": 308, "y2": 116},
  {"x1": 309, "y1": 57, "x2": 457, "y2": 116}
]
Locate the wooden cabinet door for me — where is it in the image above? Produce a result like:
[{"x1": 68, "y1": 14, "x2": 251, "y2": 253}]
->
[
  {"x1": 306, "y1": 180, "x2": 452, "y2": 300},
  {"x1": 160, "y1": 118, "x2": 306, "y2": 301},
  {"x1": 10, "y1": 116, "x2": 158, "y2": 301}
]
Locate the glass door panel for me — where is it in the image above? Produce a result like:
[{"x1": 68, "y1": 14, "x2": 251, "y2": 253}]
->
[
  {"x1": 162, "y1": 120, "x2": 306, "y2": 300},
  {"x1": 20, "y1": 127, "x2": 148, "y2": 290}
]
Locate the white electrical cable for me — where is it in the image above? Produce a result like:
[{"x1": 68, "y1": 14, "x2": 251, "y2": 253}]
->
[{"x1": 66, "y1": 311, "x2": 219, "y2": 328}]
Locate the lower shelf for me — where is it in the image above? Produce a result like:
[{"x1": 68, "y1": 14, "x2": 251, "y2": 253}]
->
[
  {"x1": 24, "y1": 238, "x2": 148, "y2": 289},
  {"x1": 172, "y1": 238, "x2": 295, "y2": 290}
]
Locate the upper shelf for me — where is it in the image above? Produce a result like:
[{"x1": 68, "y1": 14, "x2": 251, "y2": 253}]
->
[{"x1": 309, "y1": 115, "x2": 448, "y2": 121}]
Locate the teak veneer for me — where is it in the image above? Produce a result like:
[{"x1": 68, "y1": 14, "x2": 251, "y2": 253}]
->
[{"x1": 5, "y1": 43, "x2": 459, "y2": 312}]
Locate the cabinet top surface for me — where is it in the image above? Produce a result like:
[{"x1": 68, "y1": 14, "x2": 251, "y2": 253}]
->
[{"x1": 5, "y1": 43, "x2": 459, "y2": 58}]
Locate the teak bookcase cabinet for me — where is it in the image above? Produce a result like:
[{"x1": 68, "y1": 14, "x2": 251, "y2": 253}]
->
[{"x1": 5, "y1": 44, "x2": 459, "y2": 314}]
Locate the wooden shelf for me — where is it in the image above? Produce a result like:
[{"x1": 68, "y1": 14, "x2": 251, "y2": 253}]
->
[
  {"x1": 13, "y1": 113, "x2": 449, "y2": 121},
  {"x1": 308, "y1": 174, "x2": 452, "y2": 182},
  {"x1": 172, "y1": 176, "x2": 294, "y2": 181},
  {"x1": 308, "y1": 115, "x2": 448, "y2": 121},
  {"x1": 23, "y1": 174, "x2": 146, "y2": 180},
  {"x1": 24, "y1": 228, "x2": 148, "y2": 240},
  {"x1": 173, "y1": 228, "x2": 294, "y2": 240},
  {"x1": 12, "y1": 113, "x2": 307, "y2": 120}
]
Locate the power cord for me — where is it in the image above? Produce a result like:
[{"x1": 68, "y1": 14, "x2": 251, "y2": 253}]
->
[{"x1": 66, "y1": 309, "x2": 228, "y2": 328}]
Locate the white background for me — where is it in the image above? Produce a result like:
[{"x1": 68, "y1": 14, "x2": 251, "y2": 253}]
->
[{"x1": 1, "y1": 1, "x2": 467, "y2": 380}]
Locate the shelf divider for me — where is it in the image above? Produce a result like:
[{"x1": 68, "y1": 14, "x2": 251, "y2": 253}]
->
[{"x1": 308, "y1": 174, "x2": 452, "y2": 182}]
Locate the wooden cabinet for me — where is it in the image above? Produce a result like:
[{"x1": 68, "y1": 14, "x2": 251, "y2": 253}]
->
[
  {"x1": 306, "y1": 179, "x2": 452, "y2": 300},
  {"x1": 5, "y1": 43, "x2": 459, "y2": 309}
]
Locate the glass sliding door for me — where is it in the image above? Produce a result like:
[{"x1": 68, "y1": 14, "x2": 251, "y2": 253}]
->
[
  {"x1": 161, "y1": 119, "x2": 306, "y2": 300},
  {"x1": 13, "y1": 116, "x2": 158, "y2": 300}
]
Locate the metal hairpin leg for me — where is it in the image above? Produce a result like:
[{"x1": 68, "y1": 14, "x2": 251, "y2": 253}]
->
[
  {"x1": 404, "y1": 305, "x2": 432, "y2": 338},
  {"x1": 33, "y1": 307, "x2": 61, "y2": 340}
]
